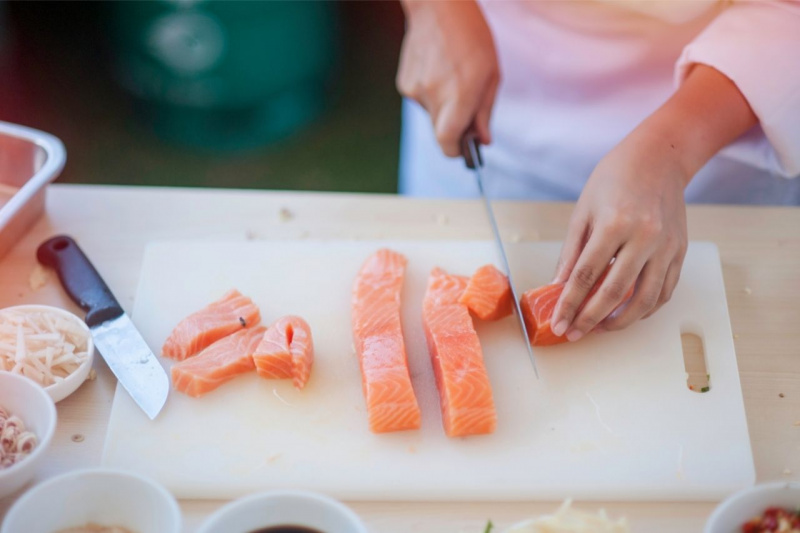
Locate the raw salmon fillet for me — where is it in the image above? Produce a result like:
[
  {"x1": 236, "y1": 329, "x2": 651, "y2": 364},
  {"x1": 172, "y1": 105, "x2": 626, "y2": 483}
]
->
[
  {"x1": 162, "y1": 289, "x2": 261, "y2": 361},
  {"x1": 172, "y1": 326, "x2": 266, "y2": 398},
  {"x1": 520, "y1": 284, "x2": 567, "y2": 346},
  {"x1": 520, "y1": 269, "x2": 634, "y2": 346},
  {"x1": 423, "y1": 267, "x2": 497, "y2": 437},
  {"x1": 459, "y1": 264, "x2": 513, "y2": 321},
  {"x1": 253, "y1": 315, "x2": 314, "y2": 390},
  {"x1": 351, "y1": 249, "x2": 421, "y2": 433}
]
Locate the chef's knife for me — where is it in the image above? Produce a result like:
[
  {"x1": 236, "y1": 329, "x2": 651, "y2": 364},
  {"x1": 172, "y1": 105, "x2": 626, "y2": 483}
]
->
[
  {"x1": 37, "y1": 235, "x2": 169, "y2": 419},
  {"x1": 461, "y1": 133, "x2": 540, "y2": 378}
]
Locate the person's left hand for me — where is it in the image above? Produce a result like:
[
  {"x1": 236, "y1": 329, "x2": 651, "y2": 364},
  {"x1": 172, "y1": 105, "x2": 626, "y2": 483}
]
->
[
  {"x1": 548, "y1": 64, "x2": 758, "y2": 341},
  {"x1": 549, "y1": 129, "x2": 690, "y2": 342}
]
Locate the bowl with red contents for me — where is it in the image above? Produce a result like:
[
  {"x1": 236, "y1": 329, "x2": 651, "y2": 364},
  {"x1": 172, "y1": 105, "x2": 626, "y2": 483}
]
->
[{"x1": 705, "y1": 481, "x2": 800, "y2": 533}]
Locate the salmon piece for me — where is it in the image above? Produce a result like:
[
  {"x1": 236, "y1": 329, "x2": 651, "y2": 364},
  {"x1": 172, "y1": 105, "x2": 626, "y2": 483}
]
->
[
  {"x1": 253, "y1": 315, "x2": 314, "y2": 390},
  {"x1": 351, "y1": 249, "x2": 421, "y2": 433},
  {"x1": 172, "y1": 326, "x2": 266, "y2": 398},
  {"x1": 162, "y1": 289, "x2": 261, "y2": 361},
  {"x1": 459, "y1": 264, "x2": 513, "y2": 321},
  {"x1": 423, "y1": 267, "x2": 497, "y2": 437},
  {"x1": 520, "y1": 284, "x2": 566, "y2": 346},
  {"x1": 520, "y1": 268, "x2": 634, "y2": 346}
]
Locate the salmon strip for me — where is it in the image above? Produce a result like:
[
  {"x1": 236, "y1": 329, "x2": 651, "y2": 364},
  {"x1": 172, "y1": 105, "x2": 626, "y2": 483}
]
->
[
  {"x1": 351, "y1": 249, "x2": 421, "y2": 433},
  {"x1": 459, "y1": 264, "x2": 513, "y2": 321},
  {"x1": 423, "y1": 267, "x2": 497, "y2": 437},
  {"x1": 172, "y1": 326, "x2": 266, "y2": 398},
  {"x1": 253, "y1": 315, "x2": 314, "y2": 390},
  {"x1": 162, "y1": 289, "x2": 261, "y2": 361},
  {"x1": 520, "y1": 268, "x2": 634, "y2": 346}
]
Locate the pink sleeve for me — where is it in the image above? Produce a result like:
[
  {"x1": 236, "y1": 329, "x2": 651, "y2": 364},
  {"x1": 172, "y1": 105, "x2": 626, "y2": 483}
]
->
[{"x1": 675, "y1": 1, "x2": 800, "y2": 178}]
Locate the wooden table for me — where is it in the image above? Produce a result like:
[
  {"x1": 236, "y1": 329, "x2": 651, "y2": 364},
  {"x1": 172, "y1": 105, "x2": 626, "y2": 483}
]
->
[{"x1": 1, "y1": 184, "x2": 798, "y2": 532}]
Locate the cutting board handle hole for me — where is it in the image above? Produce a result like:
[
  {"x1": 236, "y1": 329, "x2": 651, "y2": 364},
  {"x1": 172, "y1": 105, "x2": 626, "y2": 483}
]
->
[{"x1": 681, "y1": 331, "x2": 710, "y2": 393}]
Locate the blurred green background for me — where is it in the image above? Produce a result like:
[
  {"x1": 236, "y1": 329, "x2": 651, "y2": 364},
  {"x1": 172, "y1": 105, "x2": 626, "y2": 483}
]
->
[{"x1": 0, "y1": 0, "x2": 405, "y2": 193}]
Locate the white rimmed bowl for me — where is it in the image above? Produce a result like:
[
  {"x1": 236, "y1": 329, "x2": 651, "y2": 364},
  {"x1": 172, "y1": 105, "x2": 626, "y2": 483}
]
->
[
  {"x1": 197, "y1": 490, "x2": 368, "y2": 533},
  {"x1": 1, "y1": 468, "x2": 182, "y2": 533},
  {"x1": 704, "y1": 481, "x2": 800, "y2": 533},
  {"x1": 0, "y1": 304, "x2": 94, "y2": 402},
  {"x1": 0, "y1": 372, "x2": 57, "y2": 499}
]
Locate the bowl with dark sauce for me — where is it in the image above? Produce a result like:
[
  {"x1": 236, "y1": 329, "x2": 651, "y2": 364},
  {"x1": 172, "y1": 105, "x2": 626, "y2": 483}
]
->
[{"x1": 197, "y1": 490, "x2": 367, "y2": 533}]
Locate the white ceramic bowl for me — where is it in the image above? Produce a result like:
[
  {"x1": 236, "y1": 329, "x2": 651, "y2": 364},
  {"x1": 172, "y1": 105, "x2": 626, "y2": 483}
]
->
[
  {"x1": 705, "y1": 481, "x2": 800, "y2": 533},
  {"x1": 0, "y1": 304, "x2": 94, "y2": 403},
  {"x1": 197, "y1": 490, "x2": 368, "y2": 533},
  {"x1": 1, "y1": 468, "x2": 182, "y2": 533},
  {"x1": 0, "y1": 372, "x2": 57, "y2": 500}
]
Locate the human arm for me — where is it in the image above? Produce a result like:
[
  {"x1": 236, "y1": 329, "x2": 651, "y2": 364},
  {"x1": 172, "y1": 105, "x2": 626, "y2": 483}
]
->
[
  {"x1": 551, "y1": 0, "x2": 800, "y2": 340},
  {"x1": 550, "y1": 64, "x2": 758, "y2": 341},
  {"x1": 396, "y1": 0, "x2": 499, "y2": 157}
]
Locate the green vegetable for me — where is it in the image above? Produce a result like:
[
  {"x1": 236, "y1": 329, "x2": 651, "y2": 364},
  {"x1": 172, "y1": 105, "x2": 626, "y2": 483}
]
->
[
  {"x1": 483, "y1": 520, "x2": 494, "y2": 533},
  {"x1": 701, "y1": 386, "x2": 710, "y2": 393}
]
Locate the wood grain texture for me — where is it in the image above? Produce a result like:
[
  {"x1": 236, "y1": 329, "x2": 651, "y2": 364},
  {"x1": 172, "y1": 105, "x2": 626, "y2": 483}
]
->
[{"x1": 0, "y1": 184, "x2": 798, "y2": 532}]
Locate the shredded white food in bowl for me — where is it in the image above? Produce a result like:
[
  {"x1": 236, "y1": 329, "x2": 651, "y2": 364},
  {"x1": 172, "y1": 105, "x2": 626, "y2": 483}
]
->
[
  {"x1": 0, "y1": 405, "x2": 38, "y2": 469},
  {"x1": 0, "y1": 308, "x2": 89, "y2": 387},
  {"x1": 506, "y1": 500, "x2": 629, "y2": 533}
]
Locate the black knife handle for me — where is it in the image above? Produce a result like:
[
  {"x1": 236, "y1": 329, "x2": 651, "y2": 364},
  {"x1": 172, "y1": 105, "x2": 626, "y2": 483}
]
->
[
  {"x1": 461, "y1": 127, "x2": 483, "y2": 170},
  {"x1": 37, "y1": 235, "x2": 123, "y2": 328}
]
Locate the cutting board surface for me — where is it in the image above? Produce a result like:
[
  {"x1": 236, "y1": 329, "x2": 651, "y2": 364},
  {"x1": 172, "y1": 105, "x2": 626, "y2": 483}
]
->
[{"x1": 103, "y1": 241, "x2": 754, "y2": 500}]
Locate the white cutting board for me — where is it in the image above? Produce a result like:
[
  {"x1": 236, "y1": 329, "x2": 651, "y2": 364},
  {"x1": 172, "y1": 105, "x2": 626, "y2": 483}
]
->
[{"x1": 102, "y1": 241, "x2": 754, "y2": 501}]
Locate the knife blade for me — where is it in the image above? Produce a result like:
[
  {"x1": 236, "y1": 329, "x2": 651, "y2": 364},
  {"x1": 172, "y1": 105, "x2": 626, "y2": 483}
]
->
[
  {"x1": 461, "y1": 134, "x2": 540, "y2": 378},
  {"x1": 37, "y1": 235, "x2": 169, "y2": 419}
]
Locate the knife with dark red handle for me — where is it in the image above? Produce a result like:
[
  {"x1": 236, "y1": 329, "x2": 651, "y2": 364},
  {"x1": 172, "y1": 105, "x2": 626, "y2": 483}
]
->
[{"x1": 37, "y1": 235, "x2": 170, "y2": 418}]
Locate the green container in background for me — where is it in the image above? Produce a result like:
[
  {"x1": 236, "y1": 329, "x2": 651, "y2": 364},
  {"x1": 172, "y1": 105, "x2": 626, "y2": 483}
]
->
[{"x1": 109, "y1": 0, "x2": 338, "y2": 150}]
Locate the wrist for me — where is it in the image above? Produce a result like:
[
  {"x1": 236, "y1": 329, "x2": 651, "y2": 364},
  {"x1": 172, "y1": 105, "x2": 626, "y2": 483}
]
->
[
  {"x1": 634, "y1": 111, "x2": 696, "y2": 187},
  {"x1": 615, "y1": 115, "x2": 694, "y2": 190},
  {"x1": 627, "y1": 64, "x2": 757, "y2": 185},
  {"x1": 401, "y1": 0, "x2": 478, "y2": 22},
  {"x1": 400, "y1": 0, "x2": 443, "y2": 19}
]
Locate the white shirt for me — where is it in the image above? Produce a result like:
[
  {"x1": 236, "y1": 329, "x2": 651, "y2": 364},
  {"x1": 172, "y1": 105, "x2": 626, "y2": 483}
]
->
[{"x1": 399, "y1": 0, "x2": 800, "y2": 205}]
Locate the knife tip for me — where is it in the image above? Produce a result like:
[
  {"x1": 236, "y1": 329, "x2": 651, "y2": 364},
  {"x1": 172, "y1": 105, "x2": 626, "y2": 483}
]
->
[
  {"x1": 143, "y1": 394, "x2": 168, "y2": 420},
  {"x1": 138, "y1": 371, "x2": 170, "y2": 420}
]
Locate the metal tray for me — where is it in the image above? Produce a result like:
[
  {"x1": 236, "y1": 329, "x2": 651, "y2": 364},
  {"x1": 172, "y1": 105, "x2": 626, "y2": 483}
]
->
[{"x1": 0, "y1": 121, "x2": 66, "y2": 260}]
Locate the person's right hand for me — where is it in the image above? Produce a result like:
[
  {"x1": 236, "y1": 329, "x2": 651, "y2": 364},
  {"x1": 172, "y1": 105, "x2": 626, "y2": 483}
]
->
[{"x1": 396, "y1": 0, "x2": 500, "y2": 157}]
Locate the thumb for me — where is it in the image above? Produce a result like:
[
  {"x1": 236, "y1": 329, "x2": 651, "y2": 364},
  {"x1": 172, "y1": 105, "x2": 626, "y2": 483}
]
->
[
  {"x1": 435, "y1": 97, "x2": 476, "y2": 157},
  {"x1": 474, "y1": 75, "x2": 499, "y2": 145}
]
